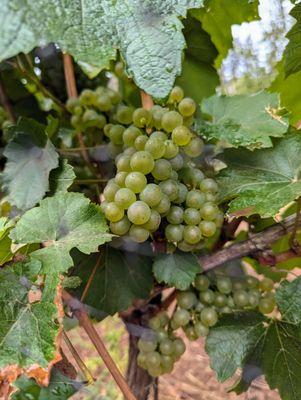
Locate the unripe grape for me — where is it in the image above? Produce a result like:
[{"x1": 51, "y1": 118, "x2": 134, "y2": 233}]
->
[
  {"x1": 114, "y1": 188, "x2": 136, "y2": 209},
  {"x1": 173, "y1": 338, "x2": 186, "y2": 356},
  {"x1": 151, "y1": 131, "x2": 168, "y2": 141},
  {"x1": 96, "y1": 93, "x2": 112, "y2": 111},
  {"x1": 194, "y1": 275, "x2": 210, "y2": 291},
  {"x1": 169, "y1": 86, "x2": 184, "y2": 103},
  {"x1": 153, "y1": 194, "x2": 171, "y2": 214},
  {"x1": 186, "y1": 190, "x2": 206, "y2": 209},
  {"x1": 233, "y1": 290, "x2": 249, "y2": 307},
  {"x1": 150, "y1": 106, "x2": 165, "y2": 129},
  {"x1": 125, "y1": 172, "x2": 147, "y2": 193},
  {"x1": 152, "y1": 159, "x2": 172, "y2": 181},
  {"x1": 124, "y1": 147, "x2": 136, "y2": 157},
  {"x1": 105, "y1": 202, "x2": 124, "y2": 222},
  {"x1": 164, "y1": 140, "x2": 179, "y2": 158},
  {"x1": 173, "y1": 183, "x2": 188, "y2": 204},
  {"x1": 200, "y1": 307, "x2": 218, "y2": 327},
  {"x1": 127, "y1": 201, "x2": 151, "y2": 225},
  {"x1": 259, "y1": 278, "x2": 274, "y2": 292},
  {"x1": 214, "y1": 293, "x2": 227, "y2": 308},
  {"x1": 140, "y1": 184, "x2": 162, "y2": 207},
  {"x1": 199, "y1": 289, "x2": 215, "y2": 304},
  {"x1": 178, "y1": 97, "x2": 196, "y2": 117},
  {"x1": 248, "y1": 293, "x2": 260, "y2": 308},
  {"x1": 110, "y1": 216, "x2": 131, "y2": 235},
  {"x1": 184, "y1": 208, "x2": 201, "y2": 225},
  {"x1": 130, "y1": 151, "x2": 154, "y2": 174},
  {"x1": 161, "y1": 355, "x2": 174, "y2": 371},
  {"x1": 199, "y1": 221, "x2": 217, "y2": 237},
  {"x1": 172, "y1": 125, "x2": 191, "y2": 146},
  {"x1": 183, "y1": 225, "x2": 201, "y2": 244},
  {"x1": 149, "y1": 316, "x2": 161, "y2": 330},
  {"x1": 184, "y1": 325, "x2": 198, "y2": 341},
  {"x1": 246, "y1": 276, "x2": 259, "y2": 289},
  {"x1": 148, "y1": 365, "x2": 163, "y2": 377},
  {"x1": 216, "y1": 276, "x2": 232, "y2": 294},
  {"x1": 199, "y1": 202, "x2": 219, "y2": 221},
  {"x1": 106, "y1": 88, "x2": 121, "y2": 104},
  {"x1": 123, "y1": 126, "x2": 141, "y2": 147},
  {"x1": 177, "y1": 240, "x2": 195, "y2": 252},
  {"x1": 169, "y1": 154, "x2": 184, "y2": 171},
  {"x1": 66, "y1": 97, "x2": 80, "y2": 112},
  {"x1": 103, "y1": 182, "x2": 120, "y2": 202},
  {"x1": 141, "y1": 210, "x2": 161, "y2": 232},
  {"x1": 116, "y1": 104, "x2": 134, "y2": 124},
  {"x1": 159, "y1": 339, "x2": 174, "y2": 355},
  {"x1": 79, "y1": 89, "x2": 96, "y2": 105},
  {"x1": 183, "y1": 137, "x2": 204, "y2": 158},
  {"x1": 104, "y1": 123, "x2": 113, "y2": 137},
  {"x1": 159, "y1": 180, "x2": 179, "y2": 201},
  {"x1": 138, "y1": 338, "x2": 157, "y2": 353},
  {"x1": 133, "y1": 108, "x2": 152, "y2": 127},
  {"x1": 259, "y1": 297, "x2": 275, "y2": 314},
  {"x1": 144, "y1": 137, "x2": 166, "y2": 159},
  {"x1": 137, "y1": 352, "x2": 147, "y2": 368},
  {"x1": 199, "y1": 178, "x2": 218, "y2": 193},
  {"x1": 194, "y1": 322, "x2": 209, "y2": 337},
  {"x1": 173, "y1": 309, "x2": 190, "y2": 326},
  {"x1": 170, "y1": 170, "x2": 178, "y2": 181},
  {"x1": 116, "y1": 154, "x2": 131, "y2": 172},
  {"x1": 129, "y1": 225, "x2": 150, "y2": 243},
  {"x1": 161, "y1": 111, "x2": 183, "y2": 132},
  {"x1": 166, "y1": 206, "x2": 183, "y2": 224},
  {"x1": 134, "y1": 135, "x2": 148, "y2": 150},
  {"x1": 115, "y1": 171, "x2": 128, "y2": 187},
  {"x1": 177, "y1": 291, "x2": 197, "y2": 310},
  {"x1": 165, "y1": 224, "x2": 184, "y2": 242}
]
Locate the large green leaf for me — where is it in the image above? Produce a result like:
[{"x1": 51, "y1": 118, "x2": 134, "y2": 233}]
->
[
  {"x1": 0, "y1": 0, "x2": 202, "y2": 98},
  {"x1": 12, "y1": 368, "x2": 82, "y2": 400},
  {"x1": 0, "y1": 217, "x2": 14, "y2": 266},
  {"x1": 283, "y1": 4, "x2": 301, "y2": 77},
  {"x1": 1, "y1": 118, "x2": 59, "y2": 210},
  {"x1": 217, "y1": 135, "x2": 301, "y2": 217},
  {"x1": 49, "y1": 159, "x2": 75, "y2": 194},
  {"x1": 191, "y1": 0, "x2": 259, "y2": 68},
  {"x1": 200, "y1": 92, "x2": 288, "y2": 149},
  {"x1": 72, "y1": 247, "x2": 153, "y2": 316},
  {"x1": 153, "y1": 251, "x2": 200, "y2": 290},
  {"x1": 276, "y1": 277, "x2": 301, "y2": 324},
  {"x1": 263, "y1": 321, "x2": 301, "y2": 400},
  {"x1": 0, "y1": 261, "x2": 61, "y2": 382},
  {"x1": 205, "y1": 312, "x2": 266, "y2": 382},
  {"x1": 10, "y1": 193, "x2": 112, "y2": 275}
]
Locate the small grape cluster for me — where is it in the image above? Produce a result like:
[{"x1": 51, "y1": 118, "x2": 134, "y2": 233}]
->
[
  {"x1": 101, "y1": 86, "x2": 223, "y2": 248},
  {"x1": 137, "y1": 274, "x2": 276, "y2": 377}
]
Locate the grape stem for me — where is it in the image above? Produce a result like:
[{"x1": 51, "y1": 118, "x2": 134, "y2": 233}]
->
[
  {"x1": 140, "y1": 91, "x2": 153, "y2": 110},
  {"x1": 62, "y1": 290, "x2": 138, "y2": 400},
  {"x1": 0, "y1": 77, "x2": 15, "y2": 122},
  {"x1": 199, "y1": 213, "x2": 301, "y2": 272}
]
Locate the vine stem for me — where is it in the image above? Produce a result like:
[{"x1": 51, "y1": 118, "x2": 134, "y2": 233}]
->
[
  {"x1": 0, "y1": 77, "x2": 15, "y2": 122},
  {"x1": 62, "y1": 290, "x2": 137, "y2": 400},
  {"x1": 140, "y1": 91, "x2": 153, "y2": 110},
  {"x1": 199, "y1": 214, "x2": 301, "y2": 271}
]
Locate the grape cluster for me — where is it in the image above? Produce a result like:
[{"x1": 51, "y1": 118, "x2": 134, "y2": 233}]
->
[
  {"x1": 101, "y1": 86, "x2": 223, "y2": 248},
  {"x1": 137, "y1": 274, "x2": 276, "y2": 377}
]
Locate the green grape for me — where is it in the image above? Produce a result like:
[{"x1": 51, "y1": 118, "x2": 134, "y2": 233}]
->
[
  {"x1": 259, "y1": 297, "x2": 275, "y2": 314},
  {"x1": 183, "y1": 137, "x2": 204, "y2": 158},
  {"x1": 184, "y1": 324, "x2": 198, "y2": 341},
  {"x1": 74, "y1": 105, "x2": 83, "y2": 116},
  {"x1": 199, "y1": 178, "x2": 218, "y2": 193},
  {"x1": 148, "y1": 366, "x2": 163, "y2": 377},
  {"x1": 205, "y1": 192, "x2": 217, "y2": 202},
  {"x1": 248, "y1": 293, "x2": 260, "y2": 308},
  {"x1": 195, "y1": 301, "x2": 205, "y2": 312},
  {"x1": 104, "y1": 123, "x2": 113, "y2": 138},
  {"x1": 96, "y1": 93, "x2": 112, "y2": 111},
  {"x1": 115, "y1": 171, "x2": 128, "y2": 187},
  {"x1": 173, "y1": 338, "x2": 186, "y2": 357},
  {"x1": 199, "y1": 221, "x2": 217, "y2": 237},
  {"x1": 130, "y1": 151, "x2": 154, "y2": 174},
  {"x1": 170, "y1": 318, "x2": 180, "y2": 331},
  {"x1": 71, "y1": 115, "x2": 82, "y2": 130},
  {"x1": 177, "y1": 291, "x2": 197, "y2": 310},
  {"x1": 173, "y1": 183, "x2": 188, "y2": 204},
  {"x1": 161, "y1": 355, "x2": 174, "y2": 371},
  {"x1": 194, "y1": 321, "x2": 209, "y2": 337},
  {"x1": 178, "y1": 97, "x2": 196, "y2": 117},
  {"x1": 159, "y1": 339, "x2": 174, "y2": 355},
  {"x1": 116, "y1": 104, "x2": 134, "y2": 124},
  {"x1": 233, "y1": 281, "x2": 246, "y2": 291},
  {"x1": 159, "y1": 312, "x2": 169, "y2": 326},
  {"x1": 200, "y1": 307, "x2": 218, "y2": 327},
  {"x1": 123, "y1": 147, "x2": 136, "y2": 157},
  {"x1": 186, "y1": 190, "x2": 206, "y2": 209},
  {"x1": 146, "y1": 351, "x2": 161, "y2": 368},
  {"x1": 134, "y1": 135, "x2": 148, "y2": 151},
  {"x1": 101, "y1": 201, "x2": 109, "y2": 213},
  {"x1": 220, "y1": 306, "x2": 232, "y2": 314},
  {"x1": 110, "y1": 125, "x2": 125, "y2": 145},
  {"x1": 165, "y1": 224, "x2": 184, "y2": 242},
  {"x1": 183, "y1": 115, "x2": 194, "y2": 127},
  {"x1": 194, "y1": 275, "x2": 210, "y2": 291},
  {"x1": 129, "y1": 225, "x2": 150, "y2": 243},
  {"x1": 216, "y1": 276, "x2": 232, "y2": 294},
  {"x1": 172, "y1": 126, "x2": 191, "y2": 146},
  {"x1": 199, "y1": 202, "x2": 219, "y2": 221},
  {"x1": 169, "y1": 86, "x2": 184, "y2": 103},
  {"x1": 183, "y1": 225, "x2": 201, "y2": 244},
  {"x1": 177, "y1": 240, "x2": 195, "y2": 252},
  {"x1": 114, "y1": 188, "x2": 136, "y2": 209},
  {"x1": 133, "y1": 108, "x2": 152, "y2": 127},
  {"x1": 123, "y1": 126, "x2": 142, "y2": 147},
  {"x1": 116, "y1": 154, "x2": 131, "y2": 172},
  {"x1": 110, "y1": 216, "x2": 131, "y2": 235},
  {"x1": 214, "y1": 293, "x2": 227, "y2": 308},
  {"x1": 106, "y1": 88, "x2": 121, "y2": 104},
  {"x1": 184, "y1": 208, "x2": 201, "y2": 225},
  {"x1": 159, "y1": 180, "x2": 179, "y2": 201},
  {"x1": 233, "y1": 290, "x2": 249, "y2": 307},
  {"x1": 248, "y1": 289, "x2": 261, "y2": 299},
  {"x1": 66, "y1": 97, "x2": 80, "y2": 113},
  {"x1": 150, "y1": 131, "x2": 168, "y2": 141},
  {"x1": 137, "y1": 352, "x2": 147, "y2": 368},
  {"x1": 259, "y1": 278, "x2": 274, "y2": 292},
  {"x1": 114, "y1": 61, "x2": 124, "y2": 77},
  {"x1": 156, "y1": 329, "x2": 169, "y2": 342},
  {"x1": 246, "y1": 276, "x2": 259, "y2": 289},
  {"x1": 164, "y1": 140, "x2": 179, "y2": 159},
  {"x1": 227, "y1": 296, "x2": 235, "y2": 308},
  {"x1": 153, "y1": 194, "x2": 171, "y2": 214},
  {"x1": 173, "y1": 309, "x2": 190, "y2": 326},
  {"x1": 141, "y1": 210, "x2": 161, "y2": 232},
  {"x1": 127, "y1": 201, "x2": 151, "y2": 225},
  {"x1": 166, "y1": 206, "x2": 184, "y2": 224},
  {"x1": 138, "y1": 337, "x2": 157, "y2": 353},
  {"x1": 105, "y1": 202, "x2": 124, "y2": 222},
  {"x1": 125, "y1": 172, "x2": 147, "y2": 193},
  {"x1": 82, "y1": 109, "x2": 103, "y2": 128},
  {"x1": 150, "y1": 106, "x2": 165, "y2": 129},
  {"x1": 103, "y1": 182, "x2": 120, "y2": 202},
  {"x1": 79, "y1": 89, "x2": 96, "y2": 105},
  {"x1": 161, "y1": 111, "x2": 183, "y2": 133},
  {"x1": 149, "y1": 316, "x2": 161, "y2": 330},
  {"x1": 199, "y1": 289, "x2": 215, "y2": 304},
  {"x1": 151, "y1": 159, "x2": 172, "y2": 181},
  {"x1": 169, "y1": 154, "x2": 184, "y2": 171},
  {"x1": 144, "y1": 137, "x2": 166, "y2": 159},
  {"x1": 139, "y1": 184, "x2": 162, "y2": 207},
  {"x1": 170, "y1": 170, "x2": 178, "y2": 181}
]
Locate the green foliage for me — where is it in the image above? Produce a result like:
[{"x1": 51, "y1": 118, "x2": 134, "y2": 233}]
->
[
  {"x1": 217, "y1": 135, "x2": 301, "y2": 217},
  {"x1": 1, "y1": 118, "x2": 59, "y2": 210},
  {"x1": 0, "y1": 217, "x2": 14, "y2": 265},
  {"x1": 200, "y1": 92, "x2": 288, "y2": 149},
  {"x1": 283, "y1": 4, "x2": 301, "y2": 77},
  {"x1": 10, "y1": 192, "x2": 112, "y2": 274},
  {"x1": 153, "y1": 251, "x2": 200, "y2": 290},
  {"x1": 275, "y1": 276, "x2": 301, "y2": 324},
  {"x1": 72, "y1": 247, "x2": 153, "y2": 316},
  {"x1": 49, "y1": 159, "x2": 75, "y2": 194},
  {"x1": 0, "y1": 0, "x2": 202, "y2": 98}
]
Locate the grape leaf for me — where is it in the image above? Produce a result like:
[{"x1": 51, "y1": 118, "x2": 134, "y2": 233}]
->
[
  {"x1": 0, "y1": 261, "x2": 62, "y2": 386},
  {"x1": 49, "y1": 159, "x2": 75, "y2": 194},
  {"x1": 0, "y1": 0, "x2": 202, "y2": 98},
  {"x1": 12, "y1": 368, "x2": 83, "y2": 400},
  {"x1": 0, "y1": 217, "x2": 14, "y2": 266},
  {"x1": 191, "y1": 0, "x2": 259, "y2": 68},
  {"x1": 153, "y1": 251, "x2": 200, "y2": 290},
  {"x1": 1, "y1": 118, "x2": 59, "y2": 210},
  {"x1": 205, "y1": 312, "x2": 266, "y2": 382},
  {"x1": 283, "y1": 4, "x2": 301, "y2": 77},
  {"x1": 200, "y1": 92, "x2": 288, "y2": 149},
  {"x1": 10, "y1": 193, "x2": 112, "y2": 275},
  {"x1": 276, "y1": 277, "x2": 301, "y2": 324},
  {"x1": 217, "y1": 135, "x2": 301, "y2": 217},
  {"x1": 262, "y1": 321, "x2": 301, "y2": 400},
  {"x1": 72, "y1": 247, "x2": 153, "y2": 316}
]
